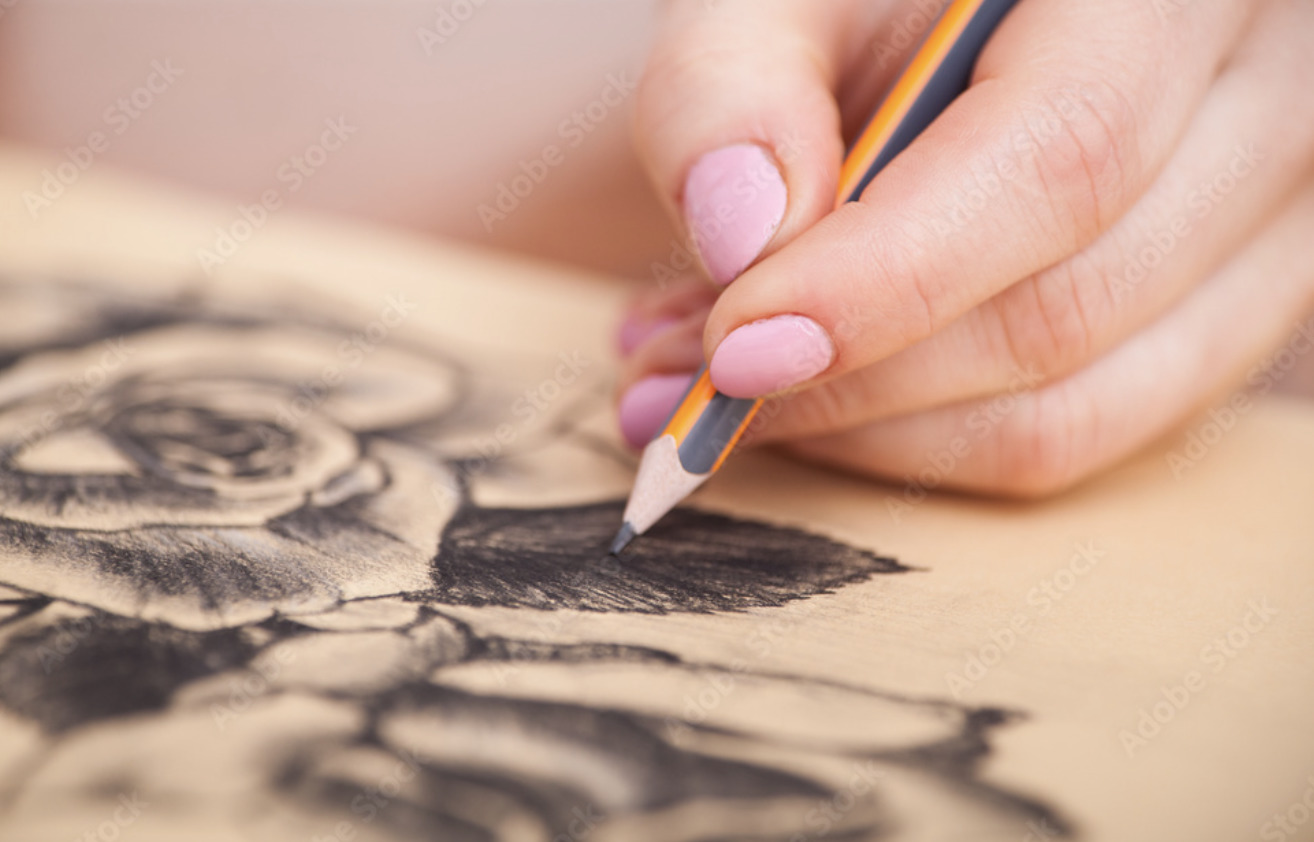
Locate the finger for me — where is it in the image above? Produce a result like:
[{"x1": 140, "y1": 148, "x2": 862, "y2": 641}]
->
[
  {"x1": 619, "y1": 310, "x2": 708, "y2": 391},
  {"x1": 783, "y1": 182, "x2": 1314, "y2": 497},
  {"x1": 703, "y1": 0, "x2": 1257, "y2": 397},
  {"x1": 614, "y1": 309, "x2": 707, "y2": 449},
  {"x1": 636, "y1": 0, "x2": 866, "y2": 285},
  {"x1": 744, "y1": 0, "x2": 1314, "y2": 439},
  {"x1": 617, "y1": 275, "x2": 717, "y2": 356},
  {"x1": 618, "y1": 371, "x2": 697, "y2": 449},
  {"x1": 834, "y1": 1, "x2": 962, "y2": 142}
]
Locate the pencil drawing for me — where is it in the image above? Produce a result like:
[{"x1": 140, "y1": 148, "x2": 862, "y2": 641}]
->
[{"x1": 0, "y1": 279, "x2": 1074, "y2": 840}]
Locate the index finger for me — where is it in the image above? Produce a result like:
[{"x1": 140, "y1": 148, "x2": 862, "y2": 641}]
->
[{"x1": 703, "y1": 0, "x2": 1254, "y2": 398}]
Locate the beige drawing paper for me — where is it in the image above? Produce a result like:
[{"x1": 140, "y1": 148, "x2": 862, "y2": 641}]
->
[{"x1": 0, "y1": 145, "x2": 1311, "y2": 842}]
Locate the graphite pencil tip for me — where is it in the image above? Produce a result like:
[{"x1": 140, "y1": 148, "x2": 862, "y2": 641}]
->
[{"x1": 609, "y1": 521, "x2": 637, "y2": 556}]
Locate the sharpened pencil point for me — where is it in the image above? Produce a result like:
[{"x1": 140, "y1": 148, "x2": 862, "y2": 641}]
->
[{"x1": 610, "y1": 522, "x2": 637, "y2": 556}]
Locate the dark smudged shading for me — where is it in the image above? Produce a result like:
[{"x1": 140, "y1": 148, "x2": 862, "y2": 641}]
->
[
  {"x1": 0, "y1": 282, "x2": 1077, "y2": 839},
  {"x1": 0, "y1": 613, "x2": 255, "y2": 732},
  {"x1": 430, "y1": 501, "x2": 906, "y2": 613}
]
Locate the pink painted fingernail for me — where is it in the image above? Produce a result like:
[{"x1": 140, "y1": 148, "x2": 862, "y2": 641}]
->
[
  {"x1": 683, "y1": 143, "x2": 786, "y2": 285},
  {"x1": 617, "y1": 314, "x2": 679, "y2": 357},
  {"x1": 618, "y1": 373, "x2": 695, "y2": 448},
  {"x1": 709, "y1": 314, "x2": 834, "y2": 398}
]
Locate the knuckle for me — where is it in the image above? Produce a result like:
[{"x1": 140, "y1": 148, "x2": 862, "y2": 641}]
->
[
  {"x1": 988, "y1": 383, "x2": 1098, "y2": 497},
  {"x1": 847, "y1": 202, "x2": 946, "y2": 343},
  {"x1": 768, "y1": 380, "x2": 862, "y2": 439},
  {"x1": 635, "y1": 39, "x2": 734, "y2": 137},
  {"x1": 1020, "y1": 77, "x2": 1139, "y2": 247},
  {"x1": 994, "y1": 254, "x2": 1107, "y2": 377},
  {"x1": 903, "y1": 259, "x2": 948, "y2": 341}
]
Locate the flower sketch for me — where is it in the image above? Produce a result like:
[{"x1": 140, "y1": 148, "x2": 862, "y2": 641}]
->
[{"x1": 0, "y1": 279, "x2": 1072, "y2": 841}]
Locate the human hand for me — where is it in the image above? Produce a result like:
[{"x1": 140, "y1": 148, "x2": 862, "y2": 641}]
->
[{"x1": 616, "y1": 0, "x2": 1314, "y2": 496}]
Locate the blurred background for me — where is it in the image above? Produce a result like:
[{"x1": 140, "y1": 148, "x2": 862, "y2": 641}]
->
[
  {"x1": 3, "y1": 0, "x2": 1312, "y2": 397},
  {"x1": 0, "y1": 0, "x2": 671, "y2": 278}
]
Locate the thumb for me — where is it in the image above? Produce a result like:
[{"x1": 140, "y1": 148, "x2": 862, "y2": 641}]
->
[{"x1": 635, "y1": 0, "x2": 862, "y2": 285}]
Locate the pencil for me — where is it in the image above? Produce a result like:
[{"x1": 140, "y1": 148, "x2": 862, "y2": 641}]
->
[{"x1": 612, "y1": 0, "x2": 1021, "y2": 555}]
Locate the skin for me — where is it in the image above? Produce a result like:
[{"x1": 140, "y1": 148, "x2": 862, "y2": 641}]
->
[{"x1": 617, "y1": 0, "x2": 1314, "y2": 497}]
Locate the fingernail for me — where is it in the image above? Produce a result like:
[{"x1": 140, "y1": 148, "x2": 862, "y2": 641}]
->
[
  {"x1": 683, "y1": 143, "x2": 786, "y2": 285},
  {"x1": 618, "y1": 373, "x2": 696, "y2": 448},
  {"x1": 710, "y1": 315, "x2": 834, "y2": 398},
  {"x1": 617, "y1": 314, "x2": 679, "y2": 357}
]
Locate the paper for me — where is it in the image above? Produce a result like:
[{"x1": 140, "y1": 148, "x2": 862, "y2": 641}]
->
[{"x1": 0, "y1": 145, "x2": 1311, "y2": 842}]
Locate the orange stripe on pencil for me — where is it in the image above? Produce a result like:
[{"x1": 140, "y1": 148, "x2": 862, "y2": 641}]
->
[
  {"x1": 836, "y1": 0, "x2": 989, "y2": 203},
  {"x1": 612, "y1": 0, "x2": 1020, "y2": 555}
]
